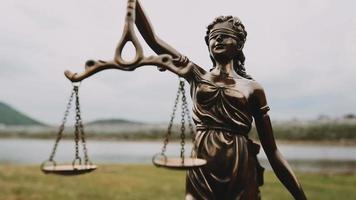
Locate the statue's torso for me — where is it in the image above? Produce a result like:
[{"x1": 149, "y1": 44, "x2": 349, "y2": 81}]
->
[{"x1": 189, "y1": 67, "x2": 257, "y2": 135}]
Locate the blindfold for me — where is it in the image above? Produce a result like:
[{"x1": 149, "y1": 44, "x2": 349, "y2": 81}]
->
[{"x1": 208, "y1": 27, "x2": 240, "y2": 41}]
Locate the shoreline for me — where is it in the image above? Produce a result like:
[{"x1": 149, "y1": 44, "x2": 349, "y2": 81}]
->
[
  {"x1": 1, "y1": 136, "x2": 356, "y2": 146},
  {"x1": 274, "y1": 139, "x2": 356, "y2": 146}
]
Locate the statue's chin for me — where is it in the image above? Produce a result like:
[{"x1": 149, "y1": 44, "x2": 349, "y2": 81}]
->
[{"x1": 211, "y1": 53, "x2": 233, "y2": 63}]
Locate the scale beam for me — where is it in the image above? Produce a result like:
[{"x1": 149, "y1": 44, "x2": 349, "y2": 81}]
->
[
  {"x1": 64, "y1": 54, "x2": 182, "y2": 82},
  {"x1": 64, "y1": 0, "x2": 188, "y2": 83}
]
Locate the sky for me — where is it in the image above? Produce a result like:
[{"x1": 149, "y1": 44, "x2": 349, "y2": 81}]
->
[{"x1": 1, "y1": 0, "x2": 356, "y2": 125}]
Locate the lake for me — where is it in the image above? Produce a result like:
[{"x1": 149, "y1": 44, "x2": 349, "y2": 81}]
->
[{"x1": 1, "y1": 139, "x2": 356, "y2": 173}]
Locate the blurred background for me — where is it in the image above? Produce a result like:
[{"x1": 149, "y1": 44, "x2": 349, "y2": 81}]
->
[{"x1": 1, "y1": 0, "x2": 355, "y2": 199}]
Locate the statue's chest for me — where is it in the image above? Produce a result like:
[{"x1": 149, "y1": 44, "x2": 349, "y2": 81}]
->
[{"x1": 194, "y1": 78, "x2": 251, "y2": 111}]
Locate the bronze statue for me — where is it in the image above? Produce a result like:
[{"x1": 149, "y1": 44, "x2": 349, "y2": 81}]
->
[{"x1": 65, "y1": 0, "x2": 307, "y2": 199}]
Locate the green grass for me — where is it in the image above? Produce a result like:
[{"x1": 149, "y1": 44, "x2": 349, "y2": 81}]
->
[{"x1": 0, "y1": 165, "x2": 355, "y2": 200}]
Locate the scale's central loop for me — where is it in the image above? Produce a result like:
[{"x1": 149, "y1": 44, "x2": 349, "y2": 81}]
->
[{"x1": 115, "y1": 0, "x2": 144, "y2": 66}]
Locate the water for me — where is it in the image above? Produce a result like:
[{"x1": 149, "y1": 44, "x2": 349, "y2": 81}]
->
[{"x1": 1, "y1": 139, "x2": 356, "y2": 173}]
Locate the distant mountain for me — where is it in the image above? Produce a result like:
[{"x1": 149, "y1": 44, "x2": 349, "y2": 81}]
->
[
  {"x1": 0, "y1": 101, "x2": 44, "y2": 126},
  {"x1": 87, "y1": 118, "x2": 145, "y2": 125},
  {"x1": 84, "y1": 118, "x2": 153, "y2": 134}
]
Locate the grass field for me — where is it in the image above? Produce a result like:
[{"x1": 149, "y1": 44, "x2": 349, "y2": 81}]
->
[{"x1": 0, "y1": 164, "x2": 355, "y2": 200}]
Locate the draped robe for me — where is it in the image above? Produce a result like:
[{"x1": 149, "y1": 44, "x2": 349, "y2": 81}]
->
[{"x1": 185, "y1": 66, "x2": 266, "y2": 200}]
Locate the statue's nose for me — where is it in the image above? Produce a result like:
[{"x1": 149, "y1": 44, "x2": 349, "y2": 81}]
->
[{"x1": 216, "y1": 35, "x2": 223, "y2": 42}]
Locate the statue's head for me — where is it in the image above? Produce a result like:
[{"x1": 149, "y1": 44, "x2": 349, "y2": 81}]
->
[
  {"x1": 205, "y1": 16, "x2": 251, "y2": 79},
  {"x1": 205, "y1": 16, "x2": 247, "y2": 48}
]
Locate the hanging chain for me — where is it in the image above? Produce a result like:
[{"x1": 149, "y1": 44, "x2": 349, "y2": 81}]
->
[
  {"x1": 47, "y1": 87, "x2": 76, "y2": 162},
  {"x1": 75, "y1": 87, "x2": 91, "y2": 165},
  {"x1": 181, "y1": 81, "x2": 197, "y2": 155},
  {"x1": 179, "y1": 80, "x2": 186, "y2": 161},
  {"x1": 73, "y1": 86, "x2": 82, "y2": 165},
  {"x1": 159, "y1": 78, "x2": 196, "y2": 163},
  {"x1": 160, "y1": 81, "x2": 181, "y2": 155}
]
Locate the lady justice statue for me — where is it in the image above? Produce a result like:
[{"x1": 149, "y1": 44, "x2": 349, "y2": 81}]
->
[{"x1": 65, "y1": 0, "x2": 307, "y2": 199}]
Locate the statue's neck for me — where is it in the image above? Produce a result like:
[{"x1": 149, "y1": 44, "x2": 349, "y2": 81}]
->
[{"x1": 212, "y1": 60, "x2": 237, "y2": 78}]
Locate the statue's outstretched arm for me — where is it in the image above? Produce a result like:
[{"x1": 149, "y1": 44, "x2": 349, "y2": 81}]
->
[{"x1": 253, "y1": 88, "x2": 307, "y2": 200}]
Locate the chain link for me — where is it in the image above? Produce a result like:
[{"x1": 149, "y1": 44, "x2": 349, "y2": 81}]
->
[
  {"x1": 74, "y1": 86, "x2": 81, "y2": 163},
  {"x1": 47, "y1": 87, "x2": 76, "y2": 162},
  {"x1": 180, "y1": 80, "x2": 198, "y2": 156},
  {"x1": 160, "y1": 81, "x2": 181, "y2": 155},
  {"x1": 46, "y1": 85, "x2": 92, "y2": 166},
  {"x1": 160, "y1": 78, "x2": 196, "y2": 163},
  {"x1": 74, "y1": 87, "x2": 91, "y2": 165},
  {"x1": 180, "y1": 81, "x2": 186, "y2": 161}
]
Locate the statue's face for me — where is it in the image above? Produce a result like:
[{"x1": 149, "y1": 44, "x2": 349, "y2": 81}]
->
[
  {"x1": 209, "y1": 33, "x2": 238, "y2": 62},
  {"x1": 208, "y1": 23, "x2": 240, "y2": 62}
]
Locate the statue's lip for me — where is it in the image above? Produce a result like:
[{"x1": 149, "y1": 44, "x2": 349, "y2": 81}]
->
[
  {"x1": 214, "y1": 43, "x2": 225, "y2": 47},
  {"x1": 214, "y1": 44, "x2": 225, "y2": 49}
]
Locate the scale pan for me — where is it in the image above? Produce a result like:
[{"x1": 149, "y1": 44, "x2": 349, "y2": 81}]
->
[
  {"x1": 153, "y1": 157, "x2": 207, "y2": 170},
  {"x1": 41, "y1": 165, "x2": 97, "y2": 176}
]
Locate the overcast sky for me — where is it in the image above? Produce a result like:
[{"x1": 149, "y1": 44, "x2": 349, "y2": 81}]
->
[{"x1": 1, "y1": 0, "x2": 355, "y2": 125}]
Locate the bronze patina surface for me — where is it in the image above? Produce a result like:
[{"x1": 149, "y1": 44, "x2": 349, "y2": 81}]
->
[{"x1": 65, "y1": 0, "x2": 307, "y2": 199}]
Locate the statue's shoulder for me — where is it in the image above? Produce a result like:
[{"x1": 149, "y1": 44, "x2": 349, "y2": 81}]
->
[
  {"x1": 192, "y1": 63, "x2": 207, "y2": 75},
  {"x1": 244, "y1": 79, "x2": 270, "y2": 114},
  {"x1": 237, "y1": 77, "x2": 265, "y2": 95},
  {"x1": 187, "y1": 63, "x2": 208, "y2": 81},
  {"x1": 250, "y1": 80, "x2": 265, "y2": 96}
]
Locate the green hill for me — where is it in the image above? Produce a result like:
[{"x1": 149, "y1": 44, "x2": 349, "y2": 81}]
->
[
  {"x1": 87, "y1": 118, "x2": 144, "y2": 125},
  {"x1": 0, "y1": 101, "x2": 44, "y2": 126}
]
